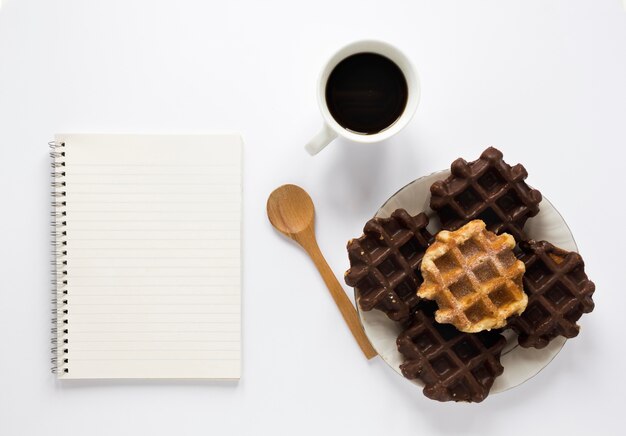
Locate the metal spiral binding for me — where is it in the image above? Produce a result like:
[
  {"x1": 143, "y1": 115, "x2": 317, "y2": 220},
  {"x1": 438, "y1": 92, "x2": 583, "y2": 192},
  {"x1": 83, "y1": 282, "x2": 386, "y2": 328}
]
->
[{"x1": 49, "y1": 140, "x2": 69, "y2": 375}]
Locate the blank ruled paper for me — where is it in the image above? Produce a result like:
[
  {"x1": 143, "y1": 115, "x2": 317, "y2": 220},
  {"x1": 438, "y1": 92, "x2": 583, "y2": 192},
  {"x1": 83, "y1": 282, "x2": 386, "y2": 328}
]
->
[{"x1": 57, "y1": 134, "x2": 242, "y2": 379}]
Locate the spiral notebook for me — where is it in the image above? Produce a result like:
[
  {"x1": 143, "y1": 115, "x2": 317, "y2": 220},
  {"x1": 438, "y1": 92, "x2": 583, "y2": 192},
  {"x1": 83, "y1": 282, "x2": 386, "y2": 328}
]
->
[{"x1": 51, "y1": 134, "x2": 242, "y2": 379}]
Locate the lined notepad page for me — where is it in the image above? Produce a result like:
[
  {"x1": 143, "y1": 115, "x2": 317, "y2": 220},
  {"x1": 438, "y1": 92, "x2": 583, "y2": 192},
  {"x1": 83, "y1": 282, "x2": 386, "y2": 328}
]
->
[{"x1": 58, "y1": 134, "x2": 241, "y2": 379}]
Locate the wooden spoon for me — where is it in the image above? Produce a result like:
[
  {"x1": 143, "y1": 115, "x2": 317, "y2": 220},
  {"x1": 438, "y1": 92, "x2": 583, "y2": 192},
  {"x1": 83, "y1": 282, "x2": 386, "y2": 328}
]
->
[{"x1": 267, "y1": 184, "x2": 377, "y2": 360}]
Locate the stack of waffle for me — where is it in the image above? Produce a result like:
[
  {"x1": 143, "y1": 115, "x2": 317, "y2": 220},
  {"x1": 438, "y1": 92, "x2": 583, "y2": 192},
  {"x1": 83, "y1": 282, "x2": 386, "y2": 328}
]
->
[{"x1": 345, "y1": 147, "x2": 595, "y2": 402}]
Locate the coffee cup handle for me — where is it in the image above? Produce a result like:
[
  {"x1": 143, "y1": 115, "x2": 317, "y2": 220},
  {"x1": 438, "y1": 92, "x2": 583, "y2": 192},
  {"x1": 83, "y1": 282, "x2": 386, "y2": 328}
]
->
[{"x1": 305, "y1": 124, "x2": 338, "y2": 156}]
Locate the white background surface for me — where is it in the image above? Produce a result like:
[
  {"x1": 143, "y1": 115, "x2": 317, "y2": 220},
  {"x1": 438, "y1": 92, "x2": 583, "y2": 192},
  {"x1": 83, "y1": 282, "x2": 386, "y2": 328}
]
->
[{"x1": 0, "y1": 1, "x2": 625, "y2": 435}]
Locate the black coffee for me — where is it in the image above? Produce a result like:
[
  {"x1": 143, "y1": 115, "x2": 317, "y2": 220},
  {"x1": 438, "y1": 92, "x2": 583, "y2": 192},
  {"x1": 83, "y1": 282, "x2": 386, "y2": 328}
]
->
[{"x1": 325, "y1": 52, "x2": 408, "y2": 135}]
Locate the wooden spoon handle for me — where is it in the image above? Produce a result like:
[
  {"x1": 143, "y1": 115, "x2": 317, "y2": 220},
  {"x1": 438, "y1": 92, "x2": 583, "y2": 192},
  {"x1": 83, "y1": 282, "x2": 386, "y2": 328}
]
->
[{"x1": 300, "y1": 236, "x2": 377, "y2": 360}]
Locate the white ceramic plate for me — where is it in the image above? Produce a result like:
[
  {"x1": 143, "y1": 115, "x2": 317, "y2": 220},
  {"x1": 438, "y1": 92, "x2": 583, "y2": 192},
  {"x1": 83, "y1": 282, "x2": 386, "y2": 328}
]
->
[{"x1": 357, "y1": 170, "x2": 577, "y2": 394}]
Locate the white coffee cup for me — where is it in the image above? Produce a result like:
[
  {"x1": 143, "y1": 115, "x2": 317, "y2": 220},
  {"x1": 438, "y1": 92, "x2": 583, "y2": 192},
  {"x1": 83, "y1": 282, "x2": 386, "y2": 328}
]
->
[{"x1": 305, "y1": 40, "x2": 420, "y2": 156}]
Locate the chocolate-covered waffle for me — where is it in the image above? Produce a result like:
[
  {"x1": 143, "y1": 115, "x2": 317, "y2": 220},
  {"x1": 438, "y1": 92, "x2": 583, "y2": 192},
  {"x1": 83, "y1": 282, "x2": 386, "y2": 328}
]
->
[
  {"x1": 397, "y1": 301, "x2": 506, "y2": 402},
  {"x1": 510, "y1": 240, "x2": 595, "y2": 348},
  {"x1": 418, "y1": 220, "x2": 527, "y2": 332},
  {"x1": 345, "y1": 209, "x2": 433, "y2": 322},
  {"x1": 430, "y1": 147, "x2": 542, "y2": 241}
]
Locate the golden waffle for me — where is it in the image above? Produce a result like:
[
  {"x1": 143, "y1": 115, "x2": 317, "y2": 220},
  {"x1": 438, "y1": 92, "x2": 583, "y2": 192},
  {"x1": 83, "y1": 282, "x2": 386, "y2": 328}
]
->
[{"x1": 417, "y1": 220, "x2": 527, "y2": 332}]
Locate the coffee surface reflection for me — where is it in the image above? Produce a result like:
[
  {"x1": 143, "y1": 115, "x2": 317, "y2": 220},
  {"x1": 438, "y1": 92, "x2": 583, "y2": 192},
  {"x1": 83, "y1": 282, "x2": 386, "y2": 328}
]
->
[{"x1": 325, "y1": 52, "x2": 408, "y2": 135}]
